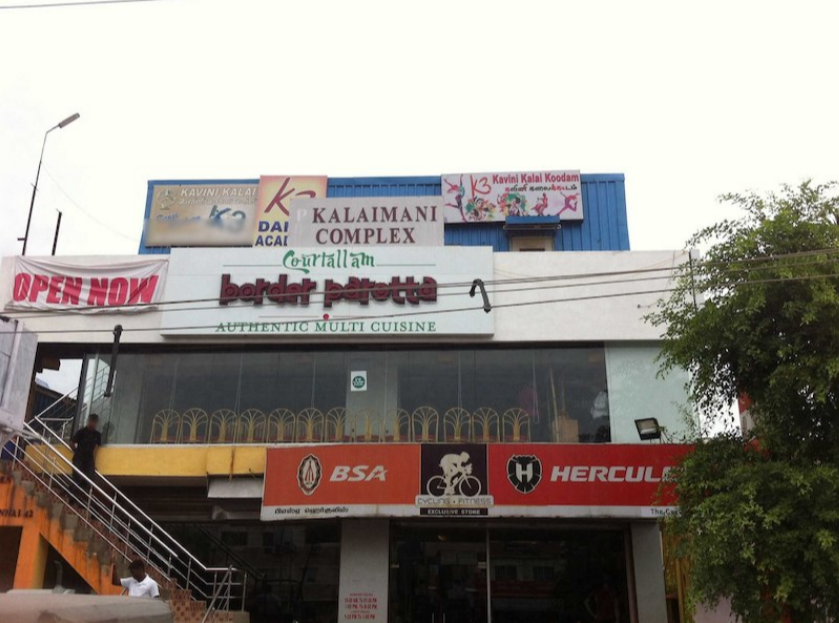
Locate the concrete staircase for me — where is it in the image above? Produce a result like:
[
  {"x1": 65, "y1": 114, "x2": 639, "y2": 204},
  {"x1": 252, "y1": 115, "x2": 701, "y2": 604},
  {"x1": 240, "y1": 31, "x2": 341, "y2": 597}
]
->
[{"x1": 0, "y1": 460, "x2": 237, "y2": 623}]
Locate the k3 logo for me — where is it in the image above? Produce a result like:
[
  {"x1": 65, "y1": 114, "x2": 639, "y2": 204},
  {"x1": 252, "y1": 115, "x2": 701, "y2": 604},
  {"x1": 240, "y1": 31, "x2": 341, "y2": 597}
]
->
[
  {"x1": 506, "y1": 455, "x2": 543, "y2": 494},
  {"x1": 297, "y1": 454, "x2": 323, "y2": 496}
]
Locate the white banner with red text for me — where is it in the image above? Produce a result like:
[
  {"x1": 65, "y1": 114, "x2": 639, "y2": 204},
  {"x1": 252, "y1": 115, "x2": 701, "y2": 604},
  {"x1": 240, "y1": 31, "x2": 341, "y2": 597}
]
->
[{"x1": 8, "y1": 257, "x2": 168, "y2": 313}]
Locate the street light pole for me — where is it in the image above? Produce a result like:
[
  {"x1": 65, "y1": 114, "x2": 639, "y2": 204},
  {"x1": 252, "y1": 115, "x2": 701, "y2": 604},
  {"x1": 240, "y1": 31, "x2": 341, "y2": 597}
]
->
[{"x1": 19, "y1": 112, "x2": 80, "y2": 256}]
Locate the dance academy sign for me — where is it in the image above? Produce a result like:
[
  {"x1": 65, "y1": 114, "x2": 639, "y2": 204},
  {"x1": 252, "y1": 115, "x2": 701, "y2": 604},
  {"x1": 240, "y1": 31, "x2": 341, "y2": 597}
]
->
[
  {"x1": 160, "y1": 247, "x2": 494, "y2": 336},
  {"x1": 441, "y1": 170, "x2": 584, "y2": 223}
]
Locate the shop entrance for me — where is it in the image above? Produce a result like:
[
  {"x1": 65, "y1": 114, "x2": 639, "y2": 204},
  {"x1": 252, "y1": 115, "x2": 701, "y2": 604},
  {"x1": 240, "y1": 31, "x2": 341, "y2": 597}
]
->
[
  {"x1": 390, "y1": 525, "x2": 488, "y2": 623},
  {"x1": 390, "y1": 523, "x2": 630, "y2": 623}
]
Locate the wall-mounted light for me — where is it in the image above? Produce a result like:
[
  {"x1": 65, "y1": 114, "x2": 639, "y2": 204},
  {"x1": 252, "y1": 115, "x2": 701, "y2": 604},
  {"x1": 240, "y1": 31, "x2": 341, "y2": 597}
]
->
[{"x1": 634, "y1": 417, "x2": 662, "y2": 441}]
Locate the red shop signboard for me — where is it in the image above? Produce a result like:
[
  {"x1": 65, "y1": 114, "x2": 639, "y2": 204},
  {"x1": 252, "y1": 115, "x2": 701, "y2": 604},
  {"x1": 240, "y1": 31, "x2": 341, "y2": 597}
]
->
[{"x1": 261, "y1": 443, "x2": 690, "y2": 521}]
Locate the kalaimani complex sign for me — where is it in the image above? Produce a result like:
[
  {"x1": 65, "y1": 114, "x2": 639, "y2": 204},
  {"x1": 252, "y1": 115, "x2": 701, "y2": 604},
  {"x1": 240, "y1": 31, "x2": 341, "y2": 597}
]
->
[
  {"x1": 288, "y1": 197, "x2": 444, "y2": 247},
  {"x1": 160, "y1": 247, "x2": 493, "y2": 336}
]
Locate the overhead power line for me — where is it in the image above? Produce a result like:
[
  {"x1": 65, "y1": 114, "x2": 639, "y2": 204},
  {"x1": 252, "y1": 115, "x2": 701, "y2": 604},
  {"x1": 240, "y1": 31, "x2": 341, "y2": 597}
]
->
[
  {"x1": 1, "y1": 271, "x2": 836, "y2": 335},
  {"x1": 2, "y1": 249, "x2": 836, "y2": 320},
  {"x1": 41, "y1": 168, "x2": 140, "y2": 243},
  {"x1": 2, "y1": 251, "x2": 837, "y2": 320},
  {"x1": 0, "y1": 0, "x2": 176, "y2": 9}
]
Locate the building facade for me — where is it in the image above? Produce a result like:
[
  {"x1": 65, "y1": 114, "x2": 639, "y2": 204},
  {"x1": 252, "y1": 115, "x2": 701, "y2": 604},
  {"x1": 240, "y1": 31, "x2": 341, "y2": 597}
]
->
[{"x1": 1, "y1": 172, "x2": 693, "y2": 623}]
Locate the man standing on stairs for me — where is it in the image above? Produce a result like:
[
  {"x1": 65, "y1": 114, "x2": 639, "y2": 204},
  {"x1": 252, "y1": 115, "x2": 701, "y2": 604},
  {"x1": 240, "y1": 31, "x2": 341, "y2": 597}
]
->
[
  {"x1": 70, "y1": 413, "x2": 101, "y2": 495},
  {"x1": 112, "y1": 559, "x2": 161, "y2": 598}
]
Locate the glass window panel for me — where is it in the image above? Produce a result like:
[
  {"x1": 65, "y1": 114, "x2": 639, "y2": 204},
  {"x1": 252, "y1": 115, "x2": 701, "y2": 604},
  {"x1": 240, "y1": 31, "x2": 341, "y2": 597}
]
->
[
  {"x1": 313, "y1": 352, "x2": 347, "y2": 413},
  {"x1": 605, "y1": 343, "x2": 692, "y2": 443},
  {"x1": 173, "y1": 352, "x2": 242, "y2": 414},
  {"x1": 395, "y1": 350, "x2": 460, "y2": 418},
  {"x1": 88, "y1": 344, "x2": 612, "y2": 445},
  {"x1": 490, "y1": 527, "x2": 629, "y2": 623},
  {"x1": 237, "y1": 352, "x2": 315, "y2": 414}
]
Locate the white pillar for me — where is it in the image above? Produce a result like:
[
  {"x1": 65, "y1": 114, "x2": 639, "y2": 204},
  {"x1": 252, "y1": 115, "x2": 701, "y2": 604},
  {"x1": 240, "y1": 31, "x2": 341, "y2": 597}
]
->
[
  {"x1": 630, "y1": 522, "x2": 668, "y2": 623},
  {"x1": 338, "y1": 519, "x2": 390, "y2": 623}
]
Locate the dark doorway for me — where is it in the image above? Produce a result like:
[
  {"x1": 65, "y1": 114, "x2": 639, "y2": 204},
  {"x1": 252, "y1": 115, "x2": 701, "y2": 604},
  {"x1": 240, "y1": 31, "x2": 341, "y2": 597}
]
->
[{"x1": 0, "y1": 527, "x2": 22, "y2": 591}]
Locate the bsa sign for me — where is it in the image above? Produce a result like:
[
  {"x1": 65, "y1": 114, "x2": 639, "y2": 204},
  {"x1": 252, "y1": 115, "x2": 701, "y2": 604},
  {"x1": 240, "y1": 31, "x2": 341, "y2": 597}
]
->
[
  {"x1": 262, "y1": 445, "x2": 419, "y2": 520},
  {"x1": 160, "y1": 247, "x2": 494, "y2": 336},
  {"x1": 8, "y1": 257, "x2": 168, "y2": 313},
  {"x1": 441, "y1": 171, "x2": 584, "y2": 223},
  {"x1": 288, "y1": 197, "x2": 445, "y2": 247},
  {"x1": 144, "y1": 181, "x2": 258, "y2": 247},
  {"x1": 261, "y1": 443, "x2": 689, "y2": 521}
]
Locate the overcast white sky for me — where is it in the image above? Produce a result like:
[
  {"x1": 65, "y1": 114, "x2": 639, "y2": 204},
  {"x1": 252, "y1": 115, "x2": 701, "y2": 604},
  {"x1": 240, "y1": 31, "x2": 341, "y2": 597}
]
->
[
  {"x1": 2, "y1": 0, "x2": 837, "y2": 259},
  {"x1": 2, "y1": 0, "x2": 838, "y2": 394}
]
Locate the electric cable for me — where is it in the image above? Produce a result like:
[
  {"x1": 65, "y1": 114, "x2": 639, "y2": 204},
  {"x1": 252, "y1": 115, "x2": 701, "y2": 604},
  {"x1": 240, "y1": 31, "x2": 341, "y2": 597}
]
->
[
  {"x1": 0, "y1": 0, "x2": 177, "y2": 9},
  {"x1": 3, "y1": 248, "x2": 836, "y2": 319},
  {"x1": 1, "y1": 271, "x2": 836, "y2": 335}
]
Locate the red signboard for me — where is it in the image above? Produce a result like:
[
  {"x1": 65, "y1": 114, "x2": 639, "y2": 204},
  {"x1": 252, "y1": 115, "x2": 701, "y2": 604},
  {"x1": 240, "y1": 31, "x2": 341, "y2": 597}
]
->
[{"x1": 261, "y1": 443, "x2": 690, "y2": 521}]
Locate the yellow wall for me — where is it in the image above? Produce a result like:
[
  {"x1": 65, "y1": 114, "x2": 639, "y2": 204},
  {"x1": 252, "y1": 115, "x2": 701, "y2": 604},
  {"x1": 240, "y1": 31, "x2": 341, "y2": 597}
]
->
[{"x1": 28, "y1": 444, "x2": 268, "y2": 478}]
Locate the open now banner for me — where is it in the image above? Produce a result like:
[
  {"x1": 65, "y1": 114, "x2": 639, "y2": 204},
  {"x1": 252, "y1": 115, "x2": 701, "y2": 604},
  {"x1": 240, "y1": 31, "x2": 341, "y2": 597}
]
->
[
  {"x1": 8, "y1": 257, "x2": 168, "y2": 313},
  {"x1": 261, "y1": 443, "x2": 690, "y2": 521}
]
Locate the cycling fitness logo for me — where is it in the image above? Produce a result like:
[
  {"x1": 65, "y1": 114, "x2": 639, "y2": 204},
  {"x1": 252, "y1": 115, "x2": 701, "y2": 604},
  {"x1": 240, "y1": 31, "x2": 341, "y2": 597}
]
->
[
  {"x1": 416, "y1": 444, "x2": 493, "y2": 516},
  {"x1": 506, "y1": 455, "x2": 542, "y2": 494},
  {"x1": 297, "y1": 454, "x2": 323, "y2": 496}
]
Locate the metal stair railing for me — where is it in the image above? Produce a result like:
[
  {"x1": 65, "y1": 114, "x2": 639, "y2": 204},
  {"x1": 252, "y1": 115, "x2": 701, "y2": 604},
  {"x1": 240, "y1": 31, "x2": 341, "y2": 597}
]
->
[
  {"x1": 192, "y1": 522, "x2": 265, "y2": 585},
  {"x1": 14, "y1": 382, "x2": 248, "y2": 617},
  {"x1": 29, "y1": 363, "x2": 111, "y2": 444},
  {"x1": 11, "y1": 422, "x2": 248, "y2": 617},
  {"x1": 7, "y1": 432, "x2": 164, "y2": 570}
]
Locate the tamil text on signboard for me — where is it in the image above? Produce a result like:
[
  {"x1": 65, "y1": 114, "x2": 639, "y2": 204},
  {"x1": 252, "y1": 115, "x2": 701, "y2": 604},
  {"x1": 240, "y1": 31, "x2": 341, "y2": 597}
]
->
[
  {"x1": 261, "y1": 443, "x2": 688, "y2": 521},
  {"x1": 441, "y1": 171, "x2": 584, "y2": 223}
]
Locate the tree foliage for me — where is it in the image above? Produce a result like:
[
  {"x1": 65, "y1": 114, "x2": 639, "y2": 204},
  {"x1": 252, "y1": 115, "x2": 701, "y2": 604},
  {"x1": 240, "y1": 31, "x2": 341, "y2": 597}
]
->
[
  {"x1": 668, "y1": 434, "x2": 839, "y2": 622},
  {"x1": 650, "y1": 181, "x2": 839, "y2": 621}
]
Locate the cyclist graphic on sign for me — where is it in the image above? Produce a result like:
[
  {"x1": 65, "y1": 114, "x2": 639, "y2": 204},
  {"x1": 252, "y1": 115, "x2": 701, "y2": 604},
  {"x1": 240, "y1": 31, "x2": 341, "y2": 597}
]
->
[{"x1": 427, "y1": 452, "x2": 482, "y2": 497}]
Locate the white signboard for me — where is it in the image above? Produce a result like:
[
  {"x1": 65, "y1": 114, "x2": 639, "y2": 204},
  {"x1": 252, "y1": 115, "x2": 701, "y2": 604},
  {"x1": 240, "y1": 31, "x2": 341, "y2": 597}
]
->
[
  {"x1": 441, "y1": 170, "x2": 584, "y2": 222},
  {"x1": 288, "y1": 196, "x2": 444, "y2": 247},
  {"x1": 160, "y1": 247, "x2": 494, "y2": 336}
]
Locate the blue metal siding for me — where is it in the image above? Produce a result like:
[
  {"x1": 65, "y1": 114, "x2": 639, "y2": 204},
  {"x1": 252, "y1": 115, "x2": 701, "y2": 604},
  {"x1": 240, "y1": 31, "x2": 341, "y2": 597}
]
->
[
  {"x1": 138, "y1": 174, "x2": 629, "y2": 253},
  {"x1": 554, "y1": 174, "x2": 629, "y2": 252},
  {"x1": 327, "y1": 176, "x2": 442, "y2": 198},
  {"x1": 444, "y1": 224, "x2": 510, "y2": 251}
]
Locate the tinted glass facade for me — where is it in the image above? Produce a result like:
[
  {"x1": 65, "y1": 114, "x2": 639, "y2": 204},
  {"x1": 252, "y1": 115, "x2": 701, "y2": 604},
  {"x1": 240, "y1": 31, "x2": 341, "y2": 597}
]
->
[{"x1": 85, "y1": 345, "x2": 610, "y2": 445}]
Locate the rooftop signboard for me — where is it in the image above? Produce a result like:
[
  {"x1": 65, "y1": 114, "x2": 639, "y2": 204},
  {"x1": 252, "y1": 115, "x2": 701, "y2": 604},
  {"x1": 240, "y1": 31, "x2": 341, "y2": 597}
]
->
[
  {"x1": 441, "y1": 170, "x2": 584, "y2": 223},
  {"x1": 288, "y1": 196, "x2": 444, "y2": 247}
]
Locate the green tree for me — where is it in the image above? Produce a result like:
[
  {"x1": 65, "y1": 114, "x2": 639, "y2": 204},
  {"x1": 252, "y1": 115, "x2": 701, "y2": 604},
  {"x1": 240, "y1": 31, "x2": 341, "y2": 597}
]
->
[{"x1": 650, "y1": 181, "x2": 839, "y2": 622}]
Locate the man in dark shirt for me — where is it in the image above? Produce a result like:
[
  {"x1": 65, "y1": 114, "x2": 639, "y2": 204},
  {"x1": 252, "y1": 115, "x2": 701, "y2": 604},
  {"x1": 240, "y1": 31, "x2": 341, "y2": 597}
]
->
[{"x1": 70, "y1": 413, "x2": 101, "y2": 493}]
